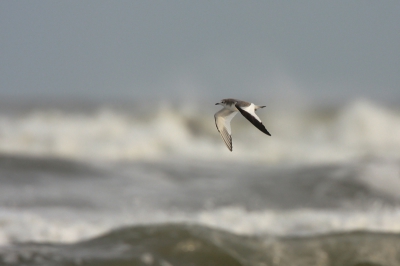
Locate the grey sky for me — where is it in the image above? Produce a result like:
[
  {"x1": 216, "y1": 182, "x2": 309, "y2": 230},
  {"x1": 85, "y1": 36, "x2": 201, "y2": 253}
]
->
[{"x1": 1, "y1": 1, "x2": 399, "y2": 105}]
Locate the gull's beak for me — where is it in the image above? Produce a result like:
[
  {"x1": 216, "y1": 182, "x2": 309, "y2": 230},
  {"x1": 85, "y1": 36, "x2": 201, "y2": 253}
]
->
[{"x1": 215, "y1": 103, "x2": 220, "y2": 105}]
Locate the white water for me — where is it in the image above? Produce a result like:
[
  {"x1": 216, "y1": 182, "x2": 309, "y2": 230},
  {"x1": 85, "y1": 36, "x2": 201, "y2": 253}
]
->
[
  {"x1": 2, "y1": 206, "x2": 400, "y2": 245},
  {"x1": 0, "y1": 99, "x2": 399, "y2": 164}
]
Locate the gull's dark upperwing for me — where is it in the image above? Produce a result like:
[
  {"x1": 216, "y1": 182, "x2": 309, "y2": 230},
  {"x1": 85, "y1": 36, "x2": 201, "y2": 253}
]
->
[{"x1": 235, "y1": 104, "x2": 271, "y2": 136}]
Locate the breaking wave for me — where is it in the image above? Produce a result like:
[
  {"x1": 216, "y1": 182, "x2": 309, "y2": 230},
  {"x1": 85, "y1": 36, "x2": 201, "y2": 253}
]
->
[{"x1": 0, "y1": 99, "x2": 399, "y2": 163}]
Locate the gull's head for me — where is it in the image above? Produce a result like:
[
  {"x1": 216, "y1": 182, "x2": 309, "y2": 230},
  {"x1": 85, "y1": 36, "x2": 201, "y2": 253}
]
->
[{"x1": 215, "y1": 99, "x2": 227, "y2": 106}]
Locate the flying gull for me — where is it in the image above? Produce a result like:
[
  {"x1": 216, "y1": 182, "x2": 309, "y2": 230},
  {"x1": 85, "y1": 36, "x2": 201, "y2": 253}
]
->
[{"x1": 214, "y1": 98, "x2": 271, "y2": 151}]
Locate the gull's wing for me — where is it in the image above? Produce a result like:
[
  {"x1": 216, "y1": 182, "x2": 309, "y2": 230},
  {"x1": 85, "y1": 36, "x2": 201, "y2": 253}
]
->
[
  {"x1": 235, "y1": 103, "x2": 271, "y2": 136},
  {"x1": 214, "y1": 108, "x2": 238, "y2": 151}
]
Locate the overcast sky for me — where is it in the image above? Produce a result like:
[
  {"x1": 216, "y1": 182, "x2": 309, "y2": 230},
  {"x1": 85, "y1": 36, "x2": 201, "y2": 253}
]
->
[{"x1": 1, "y1": 1, "x2": 399, "y2": 105}]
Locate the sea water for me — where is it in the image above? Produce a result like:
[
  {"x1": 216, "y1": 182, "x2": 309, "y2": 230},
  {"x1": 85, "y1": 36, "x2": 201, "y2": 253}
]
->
[{"x1": 0, "y1": 99, "x2": 399, "y2": 266}]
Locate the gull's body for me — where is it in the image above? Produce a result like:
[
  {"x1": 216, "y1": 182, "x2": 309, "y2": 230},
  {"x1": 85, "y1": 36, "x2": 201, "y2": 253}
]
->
[{"x1": 214, "y1": 98, "x2": 271, "y2": 151}]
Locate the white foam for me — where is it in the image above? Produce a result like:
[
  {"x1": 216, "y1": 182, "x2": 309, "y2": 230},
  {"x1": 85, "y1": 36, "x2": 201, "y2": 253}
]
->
[
  {"x1": 0, "y1": 99, "x2": 399, "y2": 164},
  {"x1": 2, "y1": 205, "x2": 400, "y2": 245},
  {"x1": 335, "y1": 100, "x2": 400, "y2": 158},
  {"x1": 194, "y1": 206, "x2": 400, "y2": 236},
  {"x1": 0, "y1": 210, "x2": 108, "y2": 245}
]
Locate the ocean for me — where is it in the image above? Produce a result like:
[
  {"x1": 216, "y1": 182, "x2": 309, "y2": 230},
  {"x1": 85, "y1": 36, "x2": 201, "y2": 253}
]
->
[{"x1": 0, "y1": 98, "x2": 399, "y2": 266}]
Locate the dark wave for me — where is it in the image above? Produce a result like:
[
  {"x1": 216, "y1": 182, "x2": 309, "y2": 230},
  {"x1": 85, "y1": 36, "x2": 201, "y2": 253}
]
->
[
  {"x1": 0, "y1": 153, "x2": 104, "y2": 178},
  {"x1": 1, "y1": 224, "x2": 400, "y2": 266}
]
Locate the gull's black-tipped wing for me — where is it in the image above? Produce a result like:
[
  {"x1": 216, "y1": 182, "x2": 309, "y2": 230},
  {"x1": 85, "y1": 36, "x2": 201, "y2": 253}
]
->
[{"x1": 235, "y1": 104, "x2": 271, "y2": 136}]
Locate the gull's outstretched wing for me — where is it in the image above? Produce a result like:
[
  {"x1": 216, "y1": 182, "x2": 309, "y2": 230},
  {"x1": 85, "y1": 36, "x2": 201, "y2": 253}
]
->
[
  {"x1": 214, "y1": 108, "x2": 238, "y2": 151},
  {"x1": 236, "y1": 103, "x2": 271, "y2": 136}
]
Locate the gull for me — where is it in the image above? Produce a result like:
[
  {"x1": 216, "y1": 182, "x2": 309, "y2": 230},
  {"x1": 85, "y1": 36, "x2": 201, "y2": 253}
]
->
[{"x1": 214, "y1": 98, "x2": 271, "y2": 151}]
